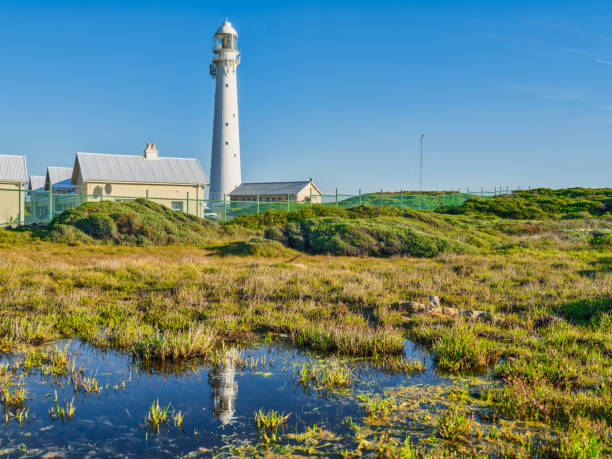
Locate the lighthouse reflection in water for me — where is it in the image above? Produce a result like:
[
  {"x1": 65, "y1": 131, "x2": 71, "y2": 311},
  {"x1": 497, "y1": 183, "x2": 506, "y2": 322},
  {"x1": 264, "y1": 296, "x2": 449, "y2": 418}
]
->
[{"x1": 208, "y1": 352, "x2": 238, "y2": 425}]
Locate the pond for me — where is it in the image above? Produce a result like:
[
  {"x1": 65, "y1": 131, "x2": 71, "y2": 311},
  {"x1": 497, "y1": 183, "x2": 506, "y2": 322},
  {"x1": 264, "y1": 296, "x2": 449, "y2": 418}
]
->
[{"x1": 0, "y1": 339, "x2": 488, "y2": 457}]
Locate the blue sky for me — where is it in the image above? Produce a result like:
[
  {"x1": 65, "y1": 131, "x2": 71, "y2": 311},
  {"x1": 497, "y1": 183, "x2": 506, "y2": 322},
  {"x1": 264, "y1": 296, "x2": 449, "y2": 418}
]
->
[{"x1": 1, "y1": 0, "x2": 611, "y2": 193}]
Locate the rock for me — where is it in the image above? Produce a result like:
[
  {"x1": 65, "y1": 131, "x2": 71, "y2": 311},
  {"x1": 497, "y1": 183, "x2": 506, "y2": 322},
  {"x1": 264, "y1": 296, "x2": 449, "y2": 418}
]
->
[
  {"x1": 398, "y1": 301, "x2": 488, "y2": 321},
  {"x1": 428, "y1": 295, "x2": 441, "y2": 306}
]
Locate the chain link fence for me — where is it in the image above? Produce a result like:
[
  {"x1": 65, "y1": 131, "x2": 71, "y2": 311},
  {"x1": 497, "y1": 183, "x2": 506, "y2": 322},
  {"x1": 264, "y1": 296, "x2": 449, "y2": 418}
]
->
[{"x1": 0, "y1": 187, "x2": 515, "y2": 227}]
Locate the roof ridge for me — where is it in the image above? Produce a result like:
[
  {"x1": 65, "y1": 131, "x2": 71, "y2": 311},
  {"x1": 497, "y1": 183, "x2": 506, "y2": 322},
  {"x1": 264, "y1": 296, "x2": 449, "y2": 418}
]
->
[{"x1": 77, "y1": 152, "x2": 199, "y2": 161}]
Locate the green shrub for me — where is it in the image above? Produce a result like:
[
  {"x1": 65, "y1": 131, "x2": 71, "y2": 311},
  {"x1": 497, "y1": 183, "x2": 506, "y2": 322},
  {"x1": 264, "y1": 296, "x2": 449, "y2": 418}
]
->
[
  {"x1": 265, "y1": 217, "x2": 464, "y2": 257},
  {"x1": 589, "y1": 230, "x2": 612, "y2": 248},
  {"x1": 48, "y1": 199, "x2": 221, "y2": 245},
  {"x1": 442, "y1": 188, "x2": 612, "y2": 219},
  {"x1": 213, "y1": 237, "x2": 295, "y2": 257}
]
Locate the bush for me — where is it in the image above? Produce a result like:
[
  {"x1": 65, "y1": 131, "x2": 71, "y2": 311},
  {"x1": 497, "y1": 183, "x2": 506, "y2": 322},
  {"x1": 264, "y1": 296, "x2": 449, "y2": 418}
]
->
[
  {"x1": 48, "y1": 199, "x2": 221, "y2": 245},
  {"x1": 442, "y1": 188, "x2": 612, "y2": 219},
  {"x1": 228, "y1": 204, "x2": 427, "y2": 230},
  {"x1": 213, "y1": 237, "x2": 296, "y2": 257},
  {"x1": 265, "y1": 217, "x2": 465, "y2": 257}
]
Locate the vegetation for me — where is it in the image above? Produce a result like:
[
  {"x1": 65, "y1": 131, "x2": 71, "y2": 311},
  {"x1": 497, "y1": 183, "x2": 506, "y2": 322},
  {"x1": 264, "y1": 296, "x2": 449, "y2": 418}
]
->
[
  {"x1": 1, "y1": 189, "x2": 612, "y2": 455},
  {"x1": 265, "y1": 217, "x2": 466, "y2": 257},
  {"x1": 47, "y1": 199, "x2": 236, "y2": 245},
  {"x1": 298, "y1": 358, "x2": 354, "y2": 391},
  {"x1": 145, "y1": 399, "x2": 171, "y2": 432},
  {"x1": 441, "y1": 187, "x2": 612, "y2": 219}
]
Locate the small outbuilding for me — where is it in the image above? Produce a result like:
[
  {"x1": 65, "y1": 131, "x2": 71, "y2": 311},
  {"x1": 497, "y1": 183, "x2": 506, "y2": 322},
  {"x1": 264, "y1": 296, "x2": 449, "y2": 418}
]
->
[
  {"x1": 0, "y1": 154, "x2": 28, "y2": 225},
  {"x1": 228, "y1": 180, "x2": 322, "y2": 203},
  {"x1": 71, "y1": 144, "x2": 209, "y2": 216}
]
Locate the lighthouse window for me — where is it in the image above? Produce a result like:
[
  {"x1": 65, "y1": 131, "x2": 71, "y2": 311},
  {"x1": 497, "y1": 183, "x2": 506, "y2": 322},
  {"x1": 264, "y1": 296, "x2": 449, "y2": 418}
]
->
[
  {"x1": 225, "y1": 84, "x2": 228, "y2": 87},
  {"x1": 225, "y1": 141, "x2": 229, "y2": 145},
  {"x1": 225, "y1": 122, "x2": 228, "y2": 126}
]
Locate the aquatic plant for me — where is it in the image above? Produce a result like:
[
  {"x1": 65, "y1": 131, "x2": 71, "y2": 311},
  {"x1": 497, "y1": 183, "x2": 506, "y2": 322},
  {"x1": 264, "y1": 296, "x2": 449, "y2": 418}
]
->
[
  {"x1": 437, "y1": 406, "x2": 473, "y2": 442},
  {"x1": 1, "y1": 376, "x2": 27, "y2": 409},
  {"x1": 172, "y1": 410, "x2": 185, "y2": 429},
  {"x1": 298, "y1": 359, "x2": 354, "y2": 391},
  {"x1": 358, "y1": 394, "x2": 396, "y2": 420},
  {"x1": 254, "y1": 409, "x2": 291, "y2": 430},
  {"x1": 48, "y1": 395, "x2": 75, "y2": 421},
  {"x1": 145, "y1": 399, "x2": 171, "y2": 432}
]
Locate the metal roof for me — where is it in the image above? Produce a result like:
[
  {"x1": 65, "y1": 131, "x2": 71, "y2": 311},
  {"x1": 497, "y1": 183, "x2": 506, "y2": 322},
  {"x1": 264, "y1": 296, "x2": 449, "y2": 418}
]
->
[
  {"x1": 229, "y1": 181, "x2": 321, "y2": 196},
  {"x1": 47, "y1": 166, "x2": 73, "y2": 186},
  {"x1": 73, "y1": 152, "x2": 209, "y2": 186},
  {"x1": 29, "y1": 175, "x2": 46, "y2": 191},
  {"x1": 0, "y1": 154, "x2": 28, "y2": 184},
  {"x1": 216, "y1": 21, "x2": 238, "y2": 36}
]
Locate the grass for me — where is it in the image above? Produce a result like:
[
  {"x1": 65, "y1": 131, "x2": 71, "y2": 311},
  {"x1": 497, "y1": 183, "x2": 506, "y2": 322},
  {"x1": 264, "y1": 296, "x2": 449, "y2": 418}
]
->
[
  {"x1": 437, "y1": 406, "x2": 473, "y2": 442},
  {"x1": 254, "y1": 409, "x2": 291, "y2": 430},
  {"x1": 48, "y1": 393, "x2": 75, "y2": 421},
  {"x1": 358, "y1": 394, "x2": 397, "y2": 420},
  {"x1": 298, "y1": 358, "x2": 354, "y2": 391},
  {"x1": 145, "y1": 399, "x2": 171, "y2": 432},
  {"x1": 0, "y1": 194, "x2": 611, "y2": 456}
]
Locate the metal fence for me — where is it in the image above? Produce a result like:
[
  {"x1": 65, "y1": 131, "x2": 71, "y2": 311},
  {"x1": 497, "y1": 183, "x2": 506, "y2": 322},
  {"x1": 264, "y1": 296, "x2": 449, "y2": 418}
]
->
[{"x1": 0, "y1": 187, "x2": 515, "y2": 227}]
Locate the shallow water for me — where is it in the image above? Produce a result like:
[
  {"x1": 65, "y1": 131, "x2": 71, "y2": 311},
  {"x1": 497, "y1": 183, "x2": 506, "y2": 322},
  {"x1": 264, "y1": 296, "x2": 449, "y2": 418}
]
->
[{"x1": 0, "y1": 339, "x2": 452, "y2": 457}]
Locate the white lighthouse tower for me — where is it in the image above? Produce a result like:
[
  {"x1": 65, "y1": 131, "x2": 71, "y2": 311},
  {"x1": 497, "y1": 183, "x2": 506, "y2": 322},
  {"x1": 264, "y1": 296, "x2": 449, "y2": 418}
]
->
[{"x1": 209, "y1": 20, "x2": 241, "y2": 201}]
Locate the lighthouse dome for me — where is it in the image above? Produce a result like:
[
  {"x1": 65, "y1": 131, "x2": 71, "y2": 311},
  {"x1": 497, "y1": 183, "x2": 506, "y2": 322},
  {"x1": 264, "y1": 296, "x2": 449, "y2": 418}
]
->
[{"x1": 215, "y1": 21, "x2": 238, "y2": 37}]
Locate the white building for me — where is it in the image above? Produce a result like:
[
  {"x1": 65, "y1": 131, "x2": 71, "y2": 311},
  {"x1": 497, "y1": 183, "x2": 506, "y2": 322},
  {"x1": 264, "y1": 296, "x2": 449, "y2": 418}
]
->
[{"x1": 209, "y1": 21, "x2": 242, "y2": 201}]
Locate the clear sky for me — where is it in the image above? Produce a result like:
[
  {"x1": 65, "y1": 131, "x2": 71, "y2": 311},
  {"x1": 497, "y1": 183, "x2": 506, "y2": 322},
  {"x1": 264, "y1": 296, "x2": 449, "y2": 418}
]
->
[{"x1": 1, "y1": 0, "x2": 611, "y2": 194}]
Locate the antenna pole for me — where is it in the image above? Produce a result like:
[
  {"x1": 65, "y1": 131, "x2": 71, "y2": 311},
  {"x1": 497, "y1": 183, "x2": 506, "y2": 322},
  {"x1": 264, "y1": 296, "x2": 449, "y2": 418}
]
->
[{"x1": 418, "y1": 134, "x2": 424, "y2": 209}]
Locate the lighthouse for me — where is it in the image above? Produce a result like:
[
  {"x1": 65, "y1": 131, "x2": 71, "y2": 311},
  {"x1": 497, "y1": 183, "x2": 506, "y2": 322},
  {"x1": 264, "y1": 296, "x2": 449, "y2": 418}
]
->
[{"x1": 209, "y1": 20, "x2": 241, "y2": 201}]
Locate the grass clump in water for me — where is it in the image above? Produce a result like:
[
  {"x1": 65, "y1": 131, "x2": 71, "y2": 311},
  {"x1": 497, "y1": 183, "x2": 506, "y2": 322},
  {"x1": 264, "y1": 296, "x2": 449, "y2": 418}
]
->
[
  {"x1": 254, "y1": 409, "x2": 291, "y2": 430},
  {"x1": 132, "y1": 326, "x2": 218, "y2": 364},
  {"x1": 437, "y1": 406, "x2": 473, "y2": 442},
  {"x1": 298, "y1": 358, "x2": 354, "y2": 391},
  {"x1": 358, "y1": 393, "x2": 396, "y2": 421},
  {"x1": 145, "y1": 399, "x2": 171, "y2": 433}
]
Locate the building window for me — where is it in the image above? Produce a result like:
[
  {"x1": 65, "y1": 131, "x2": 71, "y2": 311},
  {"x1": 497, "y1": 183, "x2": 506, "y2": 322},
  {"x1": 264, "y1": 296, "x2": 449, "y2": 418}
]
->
[
  {"x1": 225, "y1": 83, "x2": 228, "y2": 87},
  {"x1": 225, "y1": 141, "x2": 229, "y2": 145},
  {"x1": 171, "y1": 201, "x2": 184, "y2": 211},
  {"x1": 225, "y1": 122, "x2": 229, "y2": 126}
]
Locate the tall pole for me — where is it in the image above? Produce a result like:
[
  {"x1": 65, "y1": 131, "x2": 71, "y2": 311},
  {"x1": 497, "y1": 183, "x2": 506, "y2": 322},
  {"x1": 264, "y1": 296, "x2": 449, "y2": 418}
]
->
[{"x1": 418, "y1": 134, "x2": 424, "y2": 209}]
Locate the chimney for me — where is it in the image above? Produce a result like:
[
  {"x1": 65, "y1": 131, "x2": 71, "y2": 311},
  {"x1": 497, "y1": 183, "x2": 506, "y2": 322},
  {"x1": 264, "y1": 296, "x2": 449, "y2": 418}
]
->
[{"x1": 144, "y1": 142, "x2": 158, "y2": 159}]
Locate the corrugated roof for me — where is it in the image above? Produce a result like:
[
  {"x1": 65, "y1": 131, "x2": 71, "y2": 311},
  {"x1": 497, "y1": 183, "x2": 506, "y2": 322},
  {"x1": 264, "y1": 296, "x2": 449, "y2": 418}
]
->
[
  {"x1": 229, "y1": 181, "x2": 320, "y2": 196},
  {"x1": 29, "y1": 175, "x2": 46, "y2": 191},
  {"x1": 0, "y1": 154, "x2": 28, "y2": 184},
  {"x1": 47, "y1": 166, "x2": 73, "y2": 185},
  {"x1": 73, "y1": 152, "x2": 209, "y2": 186}
]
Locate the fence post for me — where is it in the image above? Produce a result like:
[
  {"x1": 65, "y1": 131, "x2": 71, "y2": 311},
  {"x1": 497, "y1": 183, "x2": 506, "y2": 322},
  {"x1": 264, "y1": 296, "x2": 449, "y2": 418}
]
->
[
  {"x1": 146, "y1": 189, "x2": 149, "y2": 200},
  {"x1": 481, "y1": 187, "x2": 483, "y2": 197},
  {"x1": 400, "y1": 189, "x2": 403, "y2": 208},
  {"x1": 287, "y1": 194, "x2": 290, "y2": 212},
  {"x1": 506, "y1": 186, "x2": 509, "y2": 195},
  {"x1": 359, "y1": 189, "x2": 361, "y2": 206},
  {"x1": 48, "y1": 188, "x2": 53, "y2": 222},
  {"x1": 223, "y1": 194, "x2": 227, "y2": 222},
  {"x1": 257, "y1": 195, "x2": 260, "y2": 214},
  {"x1": 309, "y1": 188, "x2": 312, "y2": 205},
  {"x1": 18, "y1": 185, "x2": 22, "y2": 225},
  {"x1": 380, "y1": 189, "x2": 383, "y2": 206},
  {"x1": 186, "y1": 192, "x2": 190, "y2": 215},
  {"x1": 335, "y1": 188, "x2": 338, "y2": 206}
]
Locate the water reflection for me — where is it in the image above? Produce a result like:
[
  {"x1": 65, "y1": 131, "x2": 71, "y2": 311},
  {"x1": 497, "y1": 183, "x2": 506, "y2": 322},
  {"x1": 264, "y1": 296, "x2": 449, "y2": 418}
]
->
[{"x1": 209, "y1": 360, "x2": 238, "y2": 425}]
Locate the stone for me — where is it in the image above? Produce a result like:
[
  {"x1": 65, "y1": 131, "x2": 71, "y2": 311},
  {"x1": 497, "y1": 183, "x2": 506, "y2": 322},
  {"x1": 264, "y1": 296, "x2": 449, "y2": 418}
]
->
[
  {"x1": 428, "y1": 295, "x2": 441, "y2": 306},
  {"x1": 398, "y1": 300, "x2": 488, "y2": 322}
]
